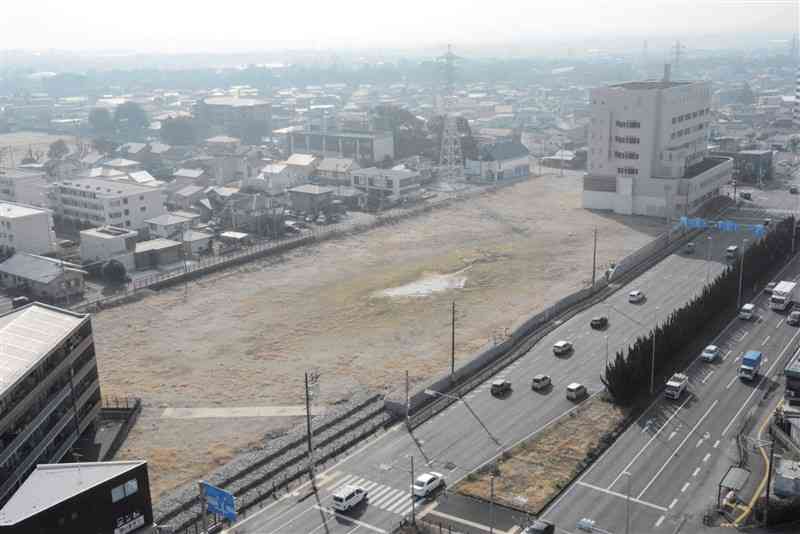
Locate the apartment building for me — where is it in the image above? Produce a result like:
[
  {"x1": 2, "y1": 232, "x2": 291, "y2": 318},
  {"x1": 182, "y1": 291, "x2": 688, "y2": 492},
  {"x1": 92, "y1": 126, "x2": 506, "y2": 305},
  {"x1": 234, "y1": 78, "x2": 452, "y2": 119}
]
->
[
  {"x1": 79, "y1": 226, "x2": 138, "y2": 272},
  {"x1": 0, "y1": 202, "x2": 56, "y2": 255},
  {"x1": 583, "y1": 68, "x2": 732, "y2": 217},
  {"x1": 289, "y1": 130, "x2": 394, "y2": 164},
  {"x1": 53, "y1": 178, "x2": 166, "y2": 231},
  {"x1": 0, "y1": 303, "x2": 101, "y2": 506},
  {"x1": 195, "y1": 96, "x2": 271, "y2": 139},
  {"x1": 351, "y1": 167, "x2": 422, "y2": 200},
  {"x1": 0, "y1": 170, "x2": 49, "y2": 208}
]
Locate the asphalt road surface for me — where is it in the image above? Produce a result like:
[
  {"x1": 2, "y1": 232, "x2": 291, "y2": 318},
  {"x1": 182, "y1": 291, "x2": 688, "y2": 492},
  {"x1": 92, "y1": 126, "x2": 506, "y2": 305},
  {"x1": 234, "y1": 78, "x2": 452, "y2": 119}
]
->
[
  {"x1": 542, "y1": 253, "x2": 800, "y2": 534},
  {"x1": 226, "y1": 212, "x2": 757, "y2": 534}
]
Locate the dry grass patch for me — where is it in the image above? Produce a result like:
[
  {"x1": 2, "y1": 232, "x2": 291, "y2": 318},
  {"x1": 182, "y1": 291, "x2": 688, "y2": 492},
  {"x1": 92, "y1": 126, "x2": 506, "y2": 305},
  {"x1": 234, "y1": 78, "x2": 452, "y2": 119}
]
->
[{"x1": 455, "y1": 396, "x2": 628, "y2": 514}]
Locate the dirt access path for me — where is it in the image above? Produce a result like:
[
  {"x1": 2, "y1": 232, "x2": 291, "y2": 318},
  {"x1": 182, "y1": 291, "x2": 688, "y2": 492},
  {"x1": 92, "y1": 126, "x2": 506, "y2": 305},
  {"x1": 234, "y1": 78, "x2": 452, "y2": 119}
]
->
[{"x1": 93, "y1": 170, "x2": 663, "y2": 499}]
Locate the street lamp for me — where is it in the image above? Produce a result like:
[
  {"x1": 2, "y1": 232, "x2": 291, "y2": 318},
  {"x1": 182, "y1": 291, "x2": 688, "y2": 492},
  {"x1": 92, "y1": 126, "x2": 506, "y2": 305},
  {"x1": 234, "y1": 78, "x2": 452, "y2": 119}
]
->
[
  {"x1": 649, "y1": 307, "x2": 658, "y2": 395},
  {"x1": 706, "y1": 235, "x2": 713, "y2": 284},
  {"x1": 737, "y1": 238, "x2": 749, "y2": 310}
]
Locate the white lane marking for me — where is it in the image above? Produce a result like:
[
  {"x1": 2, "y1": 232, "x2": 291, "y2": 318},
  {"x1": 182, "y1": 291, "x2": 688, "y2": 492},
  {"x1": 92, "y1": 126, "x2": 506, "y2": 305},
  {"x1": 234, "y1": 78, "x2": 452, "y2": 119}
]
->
[
  {"x1": 330, "y1": 474, "x2": 358, "y2": 491},
  {"x1": 637, "y1": 400, "x2": 718, "y2": 500},
  {"x1": 261, "y1": 506, "x2": 318, "y2": 534},
  {"x1": 369, "y1": 485, "x2": 394, "y2": 502},
  {"x1": 373, "y1": 489, "x2": 404, "y2": 508},
  {"x1": 576, "y1": 481, "x2": 668, "y2": 512},
  {"x1": 762, "y1": 335, "x2": 771, "y2": 346},
  {"x1": 362, "y1": 481, "x2": 379, "y2": 491},
  {"x1": 695, "y1": 438, "x2": 704, "y2": 448},
  {"x1": 386, "y1": 493, "x2": 412, "y2": 513},
  {"x1": 681, "y1": 482, "x2": 690, "y2": 493},
  {"x1": 742, "y1": 331, "x2": 749, "y2": 339},
  {"x1": 311, "y1": 505, "x2": 387, "y2": 533},
  {"x1": 701, "y1": 371, "x2": 714, "y2": 384},
  {"x1": 655, "y1": 515, "x2": 666, "y2": 528},
  {"x1": 713, "y1": 440, "x2": 720, "y2": 449},
  {"x1": 668, "y1": 431, "x2": 677, "y2": 441},
  {"x1": 703, "y1": 453, "x2": 711, "y2": 463},
  {"x1": 607, "y1": 397, "x2": 691, "y2": 490},
  {"x1": 669, "y1": 498, "x2": 678, "y2": 509},
  {"x1": 380, "y1": 491, "x2": 409, "y2": 511},
  {"x1": 722, "y1": 330, "x2": 800, "y2": 437},
  {"x1": 692, "y1": 467, "x2": 701, "y2": 477},
  {"x1": 725, "y1": 375, "x2": 739, "y2": 389},
  {"x1": 723, "y1": 350, "x2": 732, "y2": 361},
  {"x1": 776, "y1": 319, "x2": 783, "y2": 329}
]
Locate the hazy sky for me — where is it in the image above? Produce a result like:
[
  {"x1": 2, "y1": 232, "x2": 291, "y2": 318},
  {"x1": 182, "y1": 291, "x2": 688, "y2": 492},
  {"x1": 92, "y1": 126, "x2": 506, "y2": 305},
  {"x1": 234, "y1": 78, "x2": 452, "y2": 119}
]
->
[{"x1": 1, "y1": 0, "x2": 797, "y2": 53}]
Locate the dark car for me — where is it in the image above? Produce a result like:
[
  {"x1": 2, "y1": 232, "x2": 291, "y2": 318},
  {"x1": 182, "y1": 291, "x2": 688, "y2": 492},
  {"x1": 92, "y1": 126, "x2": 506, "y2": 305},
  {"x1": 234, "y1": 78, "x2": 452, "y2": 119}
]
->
[
  {"x1": 790, "y1": 186, "x2": 798, "y2": 195},
  {"x1": 590, "y1": 316, "x2": 608, "y2": 329},
  {"x1": 739, "y1": 192, "x2": 752, "y2": 200},
  {"x1": 685, "y1": 242, "x2": 695, "y2": 254},
  {"x1": 522, "y1": 519, "x2": 555, "y2": 534},
  {"x1": 788, "y1": 311, "x2": 800, "y2": 326},
  {"x1": 490, "y1": 380, "x2": 512, "y2": 396}
]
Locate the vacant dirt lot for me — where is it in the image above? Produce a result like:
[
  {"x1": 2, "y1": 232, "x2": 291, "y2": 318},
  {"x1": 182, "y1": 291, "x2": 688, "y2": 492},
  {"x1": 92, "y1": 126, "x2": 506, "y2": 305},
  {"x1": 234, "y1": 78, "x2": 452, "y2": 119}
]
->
[
  {"x1": 94, "y1": 171, "x2": 663, "y2": 499},
  {"x1": 0, "y1": 131, "x2": 77, "y2": 163},
  {"x1": 455, "y1": 396, "x2": 627, "y2": 513}
]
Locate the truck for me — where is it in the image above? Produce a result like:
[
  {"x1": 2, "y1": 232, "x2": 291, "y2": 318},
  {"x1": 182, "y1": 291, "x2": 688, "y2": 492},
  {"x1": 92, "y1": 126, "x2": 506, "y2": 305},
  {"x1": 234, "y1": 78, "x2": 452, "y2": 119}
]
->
[
  {"x1": 665, "y1": 373, "x2": 688, "y2": 400},
  {"x1": 769, "y1": 281, "x2": 797, "y2": 311},
  {"x1": 785, "y1": 353, "x2": 800, "y2": 405},
  {"x1": 739, "y1": 350, "x2": 763, "y2": 381}
]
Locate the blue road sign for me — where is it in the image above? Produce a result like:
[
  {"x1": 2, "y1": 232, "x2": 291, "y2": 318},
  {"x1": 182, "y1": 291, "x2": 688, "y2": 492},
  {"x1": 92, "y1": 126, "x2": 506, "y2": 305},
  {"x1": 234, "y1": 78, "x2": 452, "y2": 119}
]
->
[{"x1": 201, "y1": 481, "x2": 237, "y2": 521}]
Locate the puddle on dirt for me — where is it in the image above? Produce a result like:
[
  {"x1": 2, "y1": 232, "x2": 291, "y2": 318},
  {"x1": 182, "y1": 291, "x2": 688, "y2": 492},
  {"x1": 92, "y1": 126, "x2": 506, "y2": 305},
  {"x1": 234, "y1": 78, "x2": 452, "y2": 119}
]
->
[{"x1": 376, "y1": 268, "x2": 469, "y2": 298}]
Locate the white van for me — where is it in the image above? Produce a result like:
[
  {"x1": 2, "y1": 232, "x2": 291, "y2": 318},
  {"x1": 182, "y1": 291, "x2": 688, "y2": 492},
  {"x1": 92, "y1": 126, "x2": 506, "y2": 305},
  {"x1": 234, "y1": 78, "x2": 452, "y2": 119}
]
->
[
  {"x1": 332, "y1": 485, "x2": 367, "y2": 512},
  {"x1": 739, "y1": 303, "x2": 755, "y2": 320},
  {"x1": 566, "y1": 382, "x2": 587, "y2": 401}
]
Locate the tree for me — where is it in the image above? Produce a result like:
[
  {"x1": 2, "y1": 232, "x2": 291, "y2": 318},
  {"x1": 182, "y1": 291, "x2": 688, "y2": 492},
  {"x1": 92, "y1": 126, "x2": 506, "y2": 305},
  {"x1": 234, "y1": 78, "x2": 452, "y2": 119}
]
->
[
  {"x1": 161, "y1": 117, "x2": 197, "y2": 146},
  {"x1": 88, "y1": 107, "x2": 114, "y2": 135},
  {"x1": 114, "y1": 102, "x2": 149, "y2": 132},
  {"x1": 102, "y1": 259, "x2": 128, "y2": 285},
  {"x1": 47, "y1": 139, "x2": 69, "y2": 160}
]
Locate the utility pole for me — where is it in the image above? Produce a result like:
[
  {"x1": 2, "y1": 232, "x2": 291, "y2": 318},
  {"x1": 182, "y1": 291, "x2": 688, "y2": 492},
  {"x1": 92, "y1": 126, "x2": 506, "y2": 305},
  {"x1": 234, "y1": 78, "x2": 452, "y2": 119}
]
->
[
  {"x1": 410, "y1": 456, "x2": 416, "y2": 525},
  {"x1": 451, "y1": 301, "x2": 456, "y2": 377},
  {"x1": 605, "y1": 335, "x2": 609, "y2": 366},
  {"x1": 591, "y1": 228, "x2": 598, "y2": 287},
  {"x1": 405, "y1": 370, "x2": 410, "y2": 426},
  {"x1": 650, "y1": 310, "x2": 658, "y2": 395},
  {"x1": 305, "y1": 372, "x2": 314, "y2": 480},
  {"x1": 199, "y1": 481, "x2": 208, "y2": 534},
  {"x1": 489, "y1": 475, "x2": 495, "y2": 534},
  {"x1": 738, "y1": 239, "x2": 748, "y2": 310},
  {"x1": 706, "y1": 235, "x2": 713, "y2": 284},
  {"x1": 765, "y1": 434, "x2": 775, "y2": 526}
]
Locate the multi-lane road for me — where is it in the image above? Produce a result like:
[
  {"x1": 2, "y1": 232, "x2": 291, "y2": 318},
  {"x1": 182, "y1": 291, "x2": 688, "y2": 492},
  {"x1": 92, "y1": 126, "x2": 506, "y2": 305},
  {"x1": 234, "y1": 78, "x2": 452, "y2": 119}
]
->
[
  {"x1": 543, "y1": 251, "x2": 800, "y2": 534},
  {"x1": 225, "y1": 210, "x2": 758, "y2": 534}
]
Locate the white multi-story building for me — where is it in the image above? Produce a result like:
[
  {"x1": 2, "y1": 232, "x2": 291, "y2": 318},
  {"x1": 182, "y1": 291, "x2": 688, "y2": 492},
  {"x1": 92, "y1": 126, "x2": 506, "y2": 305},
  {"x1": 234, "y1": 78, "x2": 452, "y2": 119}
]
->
[
  {"x1": 0, "y1": 202, "x2": 56, "y2": 255},
  {"x1": 79, "y1": 226, "x2": 138, "y2": 272},
  {"x1": 0, "y1": 169, "x2": 49, "y2": 207},
  {"x1": 583, "y1": 69, "x2": 732, "y2": 217},
  {"x1": 54, "y1": 178, "x2": 166, "y2": 231}
]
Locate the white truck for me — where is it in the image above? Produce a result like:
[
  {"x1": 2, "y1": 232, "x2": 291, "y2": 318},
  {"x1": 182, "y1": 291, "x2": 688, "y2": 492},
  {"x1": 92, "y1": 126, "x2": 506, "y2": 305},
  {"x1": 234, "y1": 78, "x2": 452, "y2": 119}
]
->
[
  {"x1": 769, "y1": 281, "x2": 797, "y2": 311},
  {"x1": 664, "y1": 373, "x2": 689, "y2": 400}
]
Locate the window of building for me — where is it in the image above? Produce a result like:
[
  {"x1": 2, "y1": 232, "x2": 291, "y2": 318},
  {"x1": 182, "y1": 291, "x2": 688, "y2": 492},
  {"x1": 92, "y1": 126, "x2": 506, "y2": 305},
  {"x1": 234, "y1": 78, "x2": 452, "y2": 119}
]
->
[
  {"x1": 139, "y1": 195, "x2": 144, "y2": 201},
  {"x1": 125, "y1": 221, "x2": 131, "y2": 227},
  {"x1": 140, "y1": 206, "x2": 146, "y2": 212},
  {"x1": 124, "y1": 209, "x2": 129, "y2": 215},
  {"x1": 123, "y1": 198, "x2": 128, "y2": 205}
]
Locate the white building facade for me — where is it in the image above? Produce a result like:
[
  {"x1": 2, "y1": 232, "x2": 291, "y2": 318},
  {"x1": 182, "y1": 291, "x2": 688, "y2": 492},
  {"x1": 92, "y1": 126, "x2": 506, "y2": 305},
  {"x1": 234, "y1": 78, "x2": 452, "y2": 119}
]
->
[
  {"x1": 54, "y1": 178, "x2": 166, "y2": 231},
  {"x1": 79, "y1": 226, "x2": 138, "y2": 272},
  {"x1": 0, "y1": 169, "x2": 50, "y2": 207},
  {"x1": 583, "y1": 75, "x2": 732, "y2": 218},
  {"x1": 0, "y1": 202, "x2": 56, "y2": 255}
]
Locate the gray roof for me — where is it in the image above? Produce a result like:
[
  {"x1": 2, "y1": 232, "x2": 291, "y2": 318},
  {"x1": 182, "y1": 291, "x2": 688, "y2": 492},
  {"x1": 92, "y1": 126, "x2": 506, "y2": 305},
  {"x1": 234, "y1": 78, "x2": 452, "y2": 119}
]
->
[
  {"x1": 59, "y1": 178, "x2": 158, "y2": 197},
  {"x1": 478, "y1": 141, "x2": 530, "y2": 161},
  {"x1": 0, "y1": 461, "x2": 145, "y2": 525},
  {"x1": 0, "y1": 303, "x2": 86, "y2": 400},
  {"x1": 135, "y1": 238, "x2": 181, "y2": 253},
  {"x1": 203, "y1": 96, "x2": 268, "y2": 107},
  {"x1": 145, "y1": 213, "x2": 191, "y2": 226},
  {"x1": 174, "y1": 168, "x2": 205, "y2": 179},
  {"x1": 175, "y1": 185, "x2": 205, "y2": 197},
  {"x1": 0, "y1": 253, "x2": 83, "y2": 284},
  {"x1": 316, "y1": 157, "x2": 356, "y2": 173},
  {"x1": 353, "y1": 167, "x2": 419, "y2": 179}
]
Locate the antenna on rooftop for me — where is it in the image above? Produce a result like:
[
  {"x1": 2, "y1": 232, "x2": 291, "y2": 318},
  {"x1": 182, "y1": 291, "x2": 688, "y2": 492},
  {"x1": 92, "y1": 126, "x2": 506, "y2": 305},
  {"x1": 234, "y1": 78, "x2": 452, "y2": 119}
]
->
[{"x1": 672, "y1": 40, "x2": 685, "y2": 79}]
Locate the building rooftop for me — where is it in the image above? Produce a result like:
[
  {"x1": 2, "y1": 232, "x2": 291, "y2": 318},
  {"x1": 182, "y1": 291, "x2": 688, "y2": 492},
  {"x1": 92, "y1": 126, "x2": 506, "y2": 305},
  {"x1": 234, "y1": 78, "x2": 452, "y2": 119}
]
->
[
  {"x1": 289, "y1": 184, "x2": 336, "y2": 195},
  {"x1": 0, "y1": 303, "x2": 86, "y2": 400},
  {"x1": 0, "y1": 253, "x2": 84, "y2": 284},
  {"x1": 478, "y1": 140, "x2": 530, "y2": 161},
  {"x1": 353, "y1": 167, "x2": 419, "y2": 179},
  {"x1": 316, "y1": 157, "x2": 356, "y2": 173},
  {"x1": 104, "y1": 158, "x2": 140, "y2": 168},
  {"x1": 0, "y1": 169, "x2": 44, "y2": 180},
  {"x1": 0, "y1": 202, "x2": 49, "y2": 218},
  {"x1": 145, "y1": 213, "x2": 191, "y2": 226},
  {"x1": 80, "y1": 226, "x2": 138, "y2": 239},
  {"x1": 175, "y1": 185, "x2": 205, "y2": 198},
  {"x1": 685, "y1": 156, "x2": 731, "y2": 179},
  {"x1": 203, "y1": 96, "x2": 268, "y2": 107},
  {"x1": 135, "y1": 238, "x2": 181, "y2": 253},
  {"x1": 206, "y1": 135, "x2": 240, "y2": 144},
  {"x1": 261, "y1": 163, "x2": 288, "y2": 174},
  {"x1": 610, "y1": 80, "x2": 692, "y2": 91},
  {"x1": 286, "y1": 153, "x2": 317, "y2": 167},
  {"x1": 59, "y1": 178, "x2": 158, "y2": 197},
  {"x1": 0, "y1": 461, "x2": 145, "y2": 525},
  {"x1": 174, "y1": 168, "x2": 206, "y2": 179}
]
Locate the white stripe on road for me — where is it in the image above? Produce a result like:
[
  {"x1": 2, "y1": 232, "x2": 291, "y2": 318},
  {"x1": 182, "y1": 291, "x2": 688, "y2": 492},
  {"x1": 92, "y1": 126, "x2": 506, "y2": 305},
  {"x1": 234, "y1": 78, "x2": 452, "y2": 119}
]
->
[
  {"x1": 669, "y1": 498, "x2": 678, "y2": 509},
  {"x1": 668, "y1": 431, "x2": 677, "y2": 441},
  {"x1": 607, "y1": 396, "x2": 691, "y2": 490},
  {"x1": 762, "y1": 335, "x2": 770, "y2": 346},
  {"x1": 330, "y1": 474, "x2": 357, "y2": 490},
  {"x1": 576, "y1": 481, "x2": 667, "y2": 512},
  {"x1": 311, "y1": 505, "x2": 387, "y2": 534},
  {"x1": 713, "y1": 440, "x2": 720, "y2": 449},
  {"x1": 372, "y1": 488, "x2": 403, "y2": 508},
  {"x1": 701, "y1": 371, "x2": 714, "y2": 384},
  {"x1": 725, "y1": 375, "x2": 738, "y2": 389},
  {"x1": 723, "y1": 349, "x2": 733, "y2": 361},
  {"x1": 655, "y1": 515, "x2": 666, "y2": 528},
  {"x1": 378, "y1": 490, "x2": 408, "y2": 511},
  {"x1": 681, "y1": 482, "x2": 690, "y2": 493},
  {"x1": 386, "y1": 493, "x2": 412, "y2": 513},
  {"x1": 368, "y1": 485, "x2": 393, "y2": 502},
  {"x1": 637, "y1": 400, "x2": 718, "y2": 500},
  {"x1": 692, "y1": 467, "x2": 701, "y2": 477},
  {"x1": 776, "y1": 319, "x2": 783, "y2": 328},
  {"x1": 703, "y1": 453, "x2": 712, "y2": 463},
  {"x1": 362, "y1": 481, "x2": 378, "y2": 491}
]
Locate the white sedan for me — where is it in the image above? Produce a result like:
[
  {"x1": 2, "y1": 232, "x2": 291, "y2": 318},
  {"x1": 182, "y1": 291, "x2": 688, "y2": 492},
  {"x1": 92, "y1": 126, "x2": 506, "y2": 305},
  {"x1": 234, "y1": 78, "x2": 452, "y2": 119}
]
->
[
  {"x1": 413, "y1": 472, "x2": 445, "y2": 497},
  {"x1": 553, "y1": 340, "x2": 573, "y2": 356},
  {"x1": 628, "y1": 290, "x2": 645, "y2": 303},
  {"x1": 700, "y1": 345, "x2": 720, "y2": 362}
]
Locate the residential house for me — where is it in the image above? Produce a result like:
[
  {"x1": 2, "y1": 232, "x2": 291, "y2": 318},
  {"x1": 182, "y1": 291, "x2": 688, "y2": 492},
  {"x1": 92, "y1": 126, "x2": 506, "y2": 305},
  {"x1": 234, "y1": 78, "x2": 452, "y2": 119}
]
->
[
  {"x1": 79, "y1": 226, "x2": 138, "y2": 272},
  {"x1": 314, "y1": 157, "x2": 359, "y2": 186},
  {"x1": 0, "y1": 202, "x2": 56, "y2": 255},
  {"x1": 285, "y1": 153, "x2": 318, "y2": 179},
  {"x1": 145, "y1": 213, "x2": 193, "y2": 239},
  {"x1": 465, "y1": 140, "x2": 531, "y2": 182},
  {"x1": 0, "y1": 253, "x2": 85, "y2": 303},
  {"x1": 0, "y1": 169, "x2": 49, "y2": 207},
  {"x1": 351, "y1": 167, "x2": 422, "y2": 202},
  {"x1": 288, "y1": 185, "x2": 335, "y2": 215}
]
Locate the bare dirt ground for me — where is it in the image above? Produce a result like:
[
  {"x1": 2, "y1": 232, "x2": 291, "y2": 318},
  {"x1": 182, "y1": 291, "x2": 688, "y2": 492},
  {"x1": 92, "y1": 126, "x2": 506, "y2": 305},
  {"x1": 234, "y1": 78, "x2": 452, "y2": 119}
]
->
[
  {"x1": 94, "y1": 171, "x2": 664, "y2": 499},
  {"x1": 455, "y1": 396, "x2": 627, "y2": 513}
]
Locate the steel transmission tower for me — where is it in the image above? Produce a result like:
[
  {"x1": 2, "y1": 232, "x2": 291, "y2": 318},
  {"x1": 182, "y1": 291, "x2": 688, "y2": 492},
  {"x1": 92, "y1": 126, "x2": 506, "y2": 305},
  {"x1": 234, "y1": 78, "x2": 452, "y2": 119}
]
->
[{"x1": 437, "y1": 45, "x2": 463, "y2": 181}]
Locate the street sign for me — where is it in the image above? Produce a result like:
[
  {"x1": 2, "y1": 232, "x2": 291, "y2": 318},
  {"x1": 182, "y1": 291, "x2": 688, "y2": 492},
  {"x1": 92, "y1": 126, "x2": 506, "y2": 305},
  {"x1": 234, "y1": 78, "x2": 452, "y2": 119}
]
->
[{"x1": 201, "y1": 481, "x2": 236, "y2": 521}]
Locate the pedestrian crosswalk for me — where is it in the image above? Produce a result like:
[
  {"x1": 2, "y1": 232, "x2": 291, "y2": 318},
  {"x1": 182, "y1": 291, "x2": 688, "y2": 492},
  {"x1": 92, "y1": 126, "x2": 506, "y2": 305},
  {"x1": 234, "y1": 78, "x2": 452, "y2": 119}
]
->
[{"x1": 315, "y1": 471, "x2": 418, "y2": 516}]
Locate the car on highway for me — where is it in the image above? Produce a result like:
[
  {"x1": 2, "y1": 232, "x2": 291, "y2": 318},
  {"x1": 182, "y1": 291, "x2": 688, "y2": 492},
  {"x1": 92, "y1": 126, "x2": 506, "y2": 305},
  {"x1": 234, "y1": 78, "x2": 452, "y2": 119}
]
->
[
  {"x1": 791, "y1": 186, "x2": 798, "y2": 195},
  {"x1": 332, "y1": 484, "x2": 367, "y2": 512},
  {"x1": 566, "y1": 382, "x2": 587, "y2": 401},
  {"x1": 531, "y1": 374, "x2": 552, "y2": 391},
  {"x1": 764, "y1": 218, "x2": 772, "y2": 227},
  {"x1": 788, "y1": 311, "x2": 800, "y2": 326},
  {"x1": 628, "y1": 290, "x2": 645, "y2": 303},
  {"x1": 765, "y1": 282, "x2": 777, "y2": 294},
  {"x1": 726, "y1": 245, "x2": 739, "y2": 259},
  {"x1": 590, "y1": 316, "x2": 608, "y2": 329},
  {"x1": 739, "y1": 192, "x2": 752, "y2": 200},
  {"x1": 553, "y1": 340, "x2": 573, "y2": 356},
  {"x1": 413, "y1": 472, "x2": 445, "y2": 497},
  {"x1": 522, "y1": 519, "x2": 556, "y2": 534},
  {"x1": 700, "y1": 345, "x2": 720, "y2": 362},
  {"x1": 739, "y1": 303, "x2": 755, "y2": 320},
  {"x1": 490, "y1": 379, "x2": 512, "y2": 396}
]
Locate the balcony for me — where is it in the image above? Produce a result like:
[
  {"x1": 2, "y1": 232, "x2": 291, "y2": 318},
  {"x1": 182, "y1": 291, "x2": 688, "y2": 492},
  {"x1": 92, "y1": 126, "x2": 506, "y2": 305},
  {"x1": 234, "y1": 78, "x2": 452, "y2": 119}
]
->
[{"x1": 0, "y1": 335, "x2": 92, "y2": 435}]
